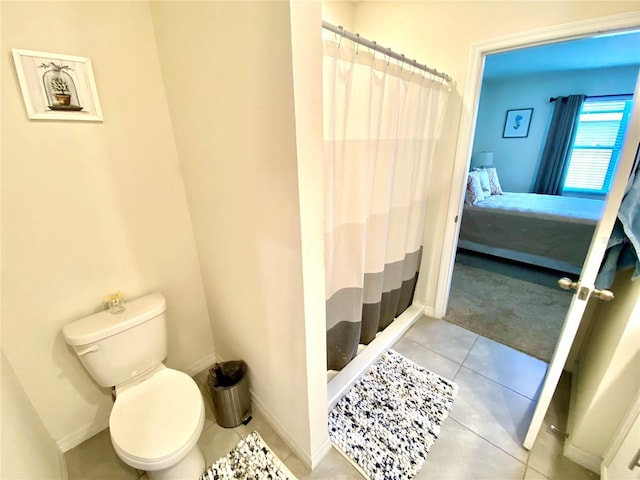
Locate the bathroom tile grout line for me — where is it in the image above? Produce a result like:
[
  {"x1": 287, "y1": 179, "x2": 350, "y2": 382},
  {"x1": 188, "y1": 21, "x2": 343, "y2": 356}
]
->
[
  {"x1": 439, "y1": 334, "x2": 555, "y2": 478},
  {"x1": 523, "y1": 462, "x2": 552, "y2": 480},
  {"x1": 409, "y1": 334, "x2": 547, "y2": 403},
  {"x1": 449, "y1": 351, "x2": 548, "y2": 475},
  {"x1": 401, "y1": 334, "x2": 549, "y2": 405},
  {"x1": 456, "y1": 363, "x2": 545, "y2": 403},
  {"x1": 454, "y1": 334, "x2": 479, "y2": 379},
  {"x1": 395, "y1": 336, "x2": 465, "y2": 378},
  {"x1": 445, "y1": 416, "x2": 533, "y2": 472},
  {"x1": 403, "y1": 332, "x2": 479, "y2": 370}
]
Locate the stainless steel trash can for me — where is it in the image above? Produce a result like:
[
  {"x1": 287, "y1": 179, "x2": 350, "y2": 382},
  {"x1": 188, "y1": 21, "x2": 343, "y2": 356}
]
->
[{"x1": 208, "y1": 361, "x2": 251, "y2": 428}]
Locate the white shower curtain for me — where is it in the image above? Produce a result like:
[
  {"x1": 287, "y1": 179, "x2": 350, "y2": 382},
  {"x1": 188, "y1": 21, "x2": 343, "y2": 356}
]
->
[{"x1": 323, "y1": 37, "x2": 450, "y2": 371}]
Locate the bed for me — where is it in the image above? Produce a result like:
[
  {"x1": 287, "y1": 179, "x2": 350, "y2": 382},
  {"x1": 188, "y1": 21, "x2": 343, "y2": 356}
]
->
[{"x1": 458, "y1": 192, "x2": 606, "y2": 274}]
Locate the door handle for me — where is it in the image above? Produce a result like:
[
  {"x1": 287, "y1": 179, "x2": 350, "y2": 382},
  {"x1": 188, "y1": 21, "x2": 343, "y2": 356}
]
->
[
  {"x1": 557, "y1": 278, "x2": 614, "y2": 301},
  {"x1": 558, "y1": 277, "x2": 578, "y2": 291},
  {"x1": 591, "y1": 287, "x2": 614, "y2": 301}
]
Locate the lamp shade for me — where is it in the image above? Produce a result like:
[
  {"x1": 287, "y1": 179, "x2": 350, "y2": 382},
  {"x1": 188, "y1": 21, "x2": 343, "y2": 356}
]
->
[{"x1": 472, "y1": 151, "x2": 494, "y2": 168}]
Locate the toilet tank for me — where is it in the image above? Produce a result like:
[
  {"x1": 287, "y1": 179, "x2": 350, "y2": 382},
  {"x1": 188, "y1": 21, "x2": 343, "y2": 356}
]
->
[{"x1": 62, "y1": 293, "x2": 168, "y2": 388}]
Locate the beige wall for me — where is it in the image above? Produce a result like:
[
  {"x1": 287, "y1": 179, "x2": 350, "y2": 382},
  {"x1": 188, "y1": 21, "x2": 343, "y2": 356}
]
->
[
  {"x1": 322, "y1": 1, "x2": 355, "y2": 30},
  {"x1": 1, "y1": 1, "x2": 214, "y2": 448},
  {"x1": 351, "y1": 2, "x2": 638, "y2": 85},
  {"x1": 149, "y1": 1, "x2": 324, "y2": 465},
  {"x1": 347, "y1": 1, "x2": 640, "y2": 306},
  {"x1": 1, "y1": 350, "x2": 64, "y2": 480},
  {"x1": 569, "y1": 269, "x2": 640, "y2": 461},
  {"x1": 289, "y1": 0, "x2": 333, "y2": 466},
  {"x1": 2, "y1": 0, "x2": 639, "y2": 468}
]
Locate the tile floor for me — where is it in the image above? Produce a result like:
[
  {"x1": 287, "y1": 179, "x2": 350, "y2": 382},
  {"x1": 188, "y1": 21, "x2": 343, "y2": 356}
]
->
[{"x1": 65, "y1": 316, "x2": 599, "y2": 480}]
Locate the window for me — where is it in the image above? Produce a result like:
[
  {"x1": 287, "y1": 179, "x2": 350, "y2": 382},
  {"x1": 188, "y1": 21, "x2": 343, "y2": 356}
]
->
[{"x1": 563, "y1": 95, "x2": 633, "y2": 195}]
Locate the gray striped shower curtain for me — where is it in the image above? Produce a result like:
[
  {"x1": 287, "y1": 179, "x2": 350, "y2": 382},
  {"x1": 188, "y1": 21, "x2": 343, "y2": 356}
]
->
[{"x1": 323, "y1": 38, "x2": 449, "y2": 371}]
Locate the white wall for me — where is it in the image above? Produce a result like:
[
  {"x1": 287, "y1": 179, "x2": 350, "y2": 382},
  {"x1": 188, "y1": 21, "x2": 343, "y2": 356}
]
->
[
  {"x1": 473, "y1": 66, "x2": 639, "y2": 192},
  {"x1": 1, "y1": 1, "x2": 214, "y2": 449},
  {"x1": 149, "y1": 1, "x2": 326, "y2": 467},
  {"x1": 348, "y1": 0, "x2": 640, "y2": 307},
  {"x1": 1, "y1": 350, "x2": 64, "y2": 480}
]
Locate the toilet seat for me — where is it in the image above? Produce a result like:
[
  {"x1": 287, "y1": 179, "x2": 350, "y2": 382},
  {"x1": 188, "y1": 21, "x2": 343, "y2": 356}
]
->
[{"x1": 109, "y1": 368, "x2": 205, "y2": 471}]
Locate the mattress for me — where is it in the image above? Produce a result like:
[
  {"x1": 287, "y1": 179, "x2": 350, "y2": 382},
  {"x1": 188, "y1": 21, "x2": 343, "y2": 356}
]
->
[{"x1": 459, "y1": 192, "x2": 605, "y2": 273}]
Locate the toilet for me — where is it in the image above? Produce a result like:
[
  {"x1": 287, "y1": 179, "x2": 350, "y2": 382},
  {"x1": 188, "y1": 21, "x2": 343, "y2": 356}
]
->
[{"x1": 62, "y1": 293, "x2": 206, "y2": 480}]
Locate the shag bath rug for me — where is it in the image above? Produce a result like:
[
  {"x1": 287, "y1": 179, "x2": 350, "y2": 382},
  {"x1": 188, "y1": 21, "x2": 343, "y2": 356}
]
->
[
  {"x1": 200, "y1": 431, "x2": 297, "y2": 480},
  {"x1": 328, "y1": 350, "x2": 458, "y2": 480}
]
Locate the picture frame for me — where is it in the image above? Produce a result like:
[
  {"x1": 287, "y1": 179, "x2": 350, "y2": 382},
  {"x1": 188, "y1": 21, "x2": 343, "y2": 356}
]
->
[
  {"x1": 502, "y1": 108, "x2": 533, "y2": 138},
  {"x1": 12, "y1": 49, "x2": 103, "y2": 122}
]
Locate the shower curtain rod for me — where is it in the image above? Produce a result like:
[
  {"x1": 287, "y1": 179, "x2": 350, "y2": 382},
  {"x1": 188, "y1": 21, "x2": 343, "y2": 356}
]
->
[{"x1": 322, "y1": 20, "x2": 451, "y2": 82}]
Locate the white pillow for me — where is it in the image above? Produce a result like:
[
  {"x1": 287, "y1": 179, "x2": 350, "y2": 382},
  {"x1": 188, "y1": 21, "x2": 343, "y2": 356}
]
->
[
  {"x1": 465, "y1": 172, "x2": 485, "y2": 205},
  {"x1": 486, "y1": 167, "x2": 503, "y2": 195},
  {"x1": 473, "y1": 168, "x2": 491, "y2": 196}
]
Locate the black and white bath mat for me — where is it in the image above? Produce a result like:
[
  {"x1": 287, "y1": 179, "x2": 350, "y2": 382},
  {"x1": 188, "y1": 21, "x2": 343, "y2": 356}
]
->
[
  {"x1": 200, "y1": 431, "x2": 297, "y2": 480},
  {"x1": 328, "y1": 349, "x2": 458, "y2": 480}
]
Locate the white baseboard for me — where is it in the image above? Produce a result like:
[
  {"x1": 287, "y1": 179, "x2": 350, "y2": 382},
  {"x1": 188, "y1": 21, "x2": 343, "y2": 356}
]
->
[
  {"x1": 214, "y1": 352, "x2": 332, "y2": 469},
  {"x1": 423, "y1": 304, "x2": 435, "y2": 318},
  {"x1": 310, "y1": 438, "x2": 334, "y2": 470},
  {"x1": 249, "y1": 389, "x2": 332, "y2": 469},
  {"x1": 183, "y1": 352, "x2": 217, "y2": 377},
  {"x1": 564, "y1": 364, "x2": 601, "y2": 474},
  {"x1": 56, "y1": 415, "x2": 109, "y2": 453},
  {"x1": 564, "y1": 442, "x2": 601, "y2": 474}
]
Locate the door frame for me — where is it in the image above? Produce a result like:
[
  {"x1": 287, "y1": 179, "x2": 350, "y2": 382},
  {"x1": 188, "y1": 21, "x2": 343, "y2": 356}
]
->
[
  {"x1": 434, "y1": 10, "x2": 640, "y2": 451},
  {"x1": 601, "y1": 387, "x2": 640, "y2": 479},
  {"x1": 434, "y1": 11, "x2": 640, "y2": 320}
]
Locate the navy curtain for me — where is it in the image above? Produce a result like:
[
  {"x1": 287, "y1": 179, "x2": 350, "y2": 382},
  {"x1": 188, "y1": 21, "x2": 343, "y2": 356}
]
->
[{"x1": 532, "y1": 94, "x2": 585, "y2": 195}]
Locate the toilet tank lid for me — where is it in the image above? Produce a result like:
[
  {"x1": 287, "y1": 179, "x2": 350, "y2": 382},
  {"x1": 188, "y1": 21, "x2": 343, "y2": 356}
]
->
[{"x1": 62, "y1": 293, "x2": 167, "y2": 346}]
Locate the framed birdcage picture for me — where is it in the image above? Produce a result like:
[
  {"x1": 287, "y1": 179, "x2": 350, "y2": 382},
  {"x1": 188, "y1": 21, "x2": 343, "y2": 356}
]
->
[{"x1": 12, "y1": 49, "x2": 103, "y2": 121}]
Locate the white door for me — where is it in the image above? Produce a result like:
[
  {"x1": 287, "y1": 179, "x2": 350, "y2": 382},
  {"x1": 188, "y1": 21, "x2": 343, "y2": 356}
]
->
[{"x1": 523, "y1": 77, "x2": 640, "y2": 448}]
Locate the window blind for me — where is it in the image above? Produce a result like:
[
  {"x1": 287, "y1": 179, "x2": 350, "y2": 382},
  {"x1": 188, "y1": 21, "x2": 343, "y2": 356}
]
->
[{"x1": 563, "y1": 95, "x2": 633, "y2": 195}]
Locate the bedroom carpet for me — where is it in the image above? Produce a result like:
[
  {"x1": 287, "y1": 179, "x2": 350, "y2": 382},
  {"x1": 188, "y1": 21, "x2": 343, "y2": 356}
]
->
[
  {"x1": 445, "y1": 251, "x2": 573, "y2": 362},
  {"x1": 328, "y1": 350, "x2": 457, "y2": 480}
]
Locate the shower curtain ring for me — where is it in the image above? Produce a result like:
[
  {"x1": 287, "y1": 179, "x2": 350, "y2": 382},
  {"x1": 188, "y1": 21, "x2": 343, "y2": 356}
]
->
[{"x1": 355, "y1": 33, "x2": 360, "y2": 54}]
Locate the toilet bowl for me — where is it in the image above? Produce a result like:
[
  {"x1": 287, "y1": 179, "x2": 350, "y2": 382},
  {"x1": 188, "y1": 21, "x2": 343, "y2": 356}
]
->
[
  {"x1": 62, "y1": 293, "x2": 206, "y2": 480},
  {"x1": 110, "y1": 367, "x2": 205, "y2": 479}
]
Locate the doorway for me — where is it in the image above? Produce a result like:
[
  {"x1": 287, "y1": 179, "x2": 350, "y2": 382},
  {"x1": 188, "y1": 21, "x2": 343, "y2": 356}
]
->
[
  {"x1": 444, "y1": 32, "x2": 640, "y2": 364},
  {"x1": 437, "y1": 11, "x2": 640, "y2": 462}
]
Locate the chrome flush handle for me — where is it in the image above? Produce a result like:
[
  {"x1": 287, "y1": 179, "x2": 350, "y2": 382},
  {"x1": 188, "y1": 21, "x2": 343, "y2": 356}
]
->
[{"x1": 629, "y1": 447, "x2": 640, "y2": 471}]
